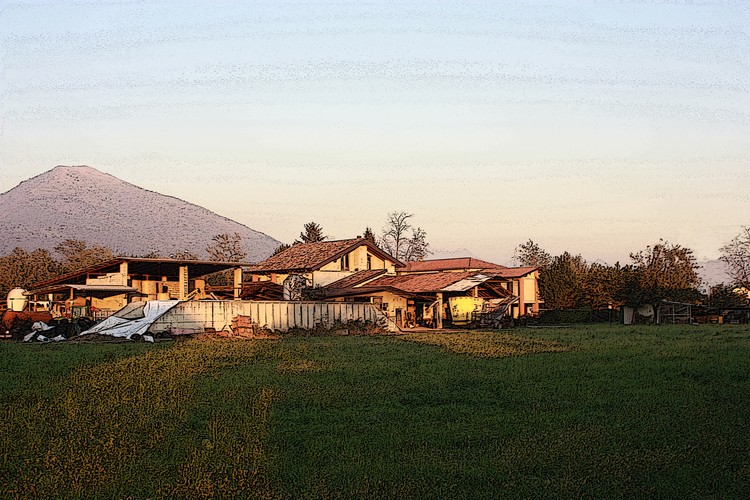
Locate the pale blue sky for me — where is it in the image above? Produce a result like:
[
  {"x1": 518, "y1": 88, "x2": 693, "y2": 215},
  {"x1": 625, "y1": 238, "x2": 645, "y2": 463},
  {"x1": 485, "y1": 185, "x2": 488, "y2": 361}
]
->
[{"x1": 1, "y1": 0, "x2": 748, "y2": 264}]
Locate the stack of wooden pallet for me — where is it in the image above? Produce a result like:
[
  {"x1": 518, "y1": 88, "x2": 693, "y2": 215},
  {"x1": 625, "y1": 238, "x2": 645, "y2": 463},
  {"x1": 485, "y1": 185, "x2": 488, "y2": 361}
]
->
[{"x1": 230, "y1": 315, "x2": 277, "y2": 338}]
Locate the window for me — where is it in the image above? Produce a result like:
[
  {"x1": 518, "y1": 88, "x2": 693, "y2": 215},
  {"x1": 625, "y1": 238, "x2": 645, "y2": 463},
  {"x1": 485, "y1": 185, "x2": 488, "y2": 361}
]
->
[
  {"x1": 367, "y1": 254, "x2": 372, "y2": 270},
  {"x1": 340, "y1": 254, "x2": 350, "y2": 271}
]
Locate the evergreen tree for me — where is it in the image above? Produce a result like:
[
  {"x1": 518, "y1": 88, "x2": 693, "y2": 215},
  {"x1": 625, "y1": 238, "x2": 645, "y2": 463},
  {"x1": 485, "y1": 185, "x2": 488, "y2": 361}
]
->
[
  {"x1": 272, "y1": 243, "x2": 291, "y2": 256},
  {"x1": 297, "y1": 222, "x2": 327, "y2": 244},
  {"x1": 362, "y1": 227, "x2": 377, "y2": 244}
]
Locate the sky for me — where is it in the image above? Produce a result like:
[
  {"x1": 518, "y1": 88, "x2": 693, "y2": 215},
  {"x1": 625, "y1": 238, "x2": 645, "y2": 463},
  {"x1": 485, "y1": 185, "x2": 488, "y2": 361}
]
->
[{"x1": 1, "y1": 0, "x2": 748, "y2": 266}]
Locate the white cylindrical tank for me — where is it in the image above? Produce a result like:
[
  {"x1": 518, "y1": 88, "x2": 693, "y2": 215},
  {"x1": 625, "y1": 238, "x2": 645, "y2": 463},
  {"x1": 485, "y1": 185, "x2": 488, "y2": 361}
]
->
[{"x1": 7, "y1": 288, "x2": 28, "y2": 312}]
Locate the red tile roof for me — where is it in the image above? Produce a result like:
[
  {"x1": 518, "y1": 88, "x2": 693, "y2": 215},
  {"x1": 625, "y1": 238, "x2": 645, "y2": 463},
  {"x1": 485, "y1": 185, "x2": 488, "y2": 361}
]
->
[
  {"x1": 325, "y1": 269, "x2": 387, "y2": 289},
  {"x1": 402, "y1": 257, "x2": 507, "y2": 273},
  {"x1": 249, "y1": 238, "x2": 401, "y2": 273},
  {"x1": 363, "y1": 271, "x2": 480, "y2": 293},
  {"x1": 489, "y1": 266, "x2": 538, "y2": 279}
]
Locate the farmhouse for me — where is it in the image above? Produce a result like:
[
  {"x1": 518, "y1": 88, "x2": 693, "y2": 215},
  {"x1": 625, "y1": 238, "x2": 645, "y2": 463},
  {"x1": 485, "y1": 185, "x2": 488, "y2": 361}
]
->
[
  {"x1": 247, "y1": 239, "x2": 532, "y2": 329},
  {"x1": 246, "y1": 237, "x2": 402, "y2": 295}
]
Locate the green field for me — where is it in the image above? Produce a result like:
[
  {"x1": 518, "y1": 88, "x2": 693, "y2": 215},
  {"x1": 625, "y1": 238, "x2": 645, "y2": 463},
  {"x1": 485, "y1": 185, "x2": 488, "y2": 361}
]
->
[{"x1": 2, "y1": 326, "x2": 750, "y2": 498}]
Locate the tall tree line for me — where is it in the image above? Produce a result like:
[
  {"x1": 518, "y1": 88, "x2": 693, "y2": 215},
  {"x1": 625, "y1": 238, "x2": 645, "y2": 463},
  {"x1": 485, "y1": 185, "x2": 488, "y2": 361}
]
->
[{"x1": 515, "y1": 239, "x2": 703, "y2": 312}]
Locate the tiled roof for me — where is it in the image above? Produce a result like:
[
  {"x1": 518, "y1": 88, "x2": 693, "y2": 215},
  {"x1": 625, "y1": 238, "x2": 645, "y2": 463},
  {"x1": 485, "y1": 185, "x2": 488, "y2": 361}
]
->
[
  {"x1": 489, "y1": 266, "x2": 538, "y2": 278},
  {"x1": 322, "y1": 285, "x2": 420, "y2": 299},
  {"x1": 363, "y1": 271, "x2": 480, "y2": 293},
  {"x1": 402, "y1": 257, "x2": 507, "y2": 273},
  {"x1": 325, "y1": 269, "x2": 387, "y2": 289},
  {"x1": 250, "y1": 238, "x2": 399, "y2": 272}
]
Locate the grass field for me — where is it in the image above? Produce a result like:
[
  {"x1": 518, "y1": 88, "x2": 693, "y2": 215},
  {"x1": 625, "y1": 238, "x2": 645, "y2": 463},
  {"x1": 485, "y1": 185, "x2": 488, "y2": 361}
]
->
[{"x1": 2, "y1": 325, "x2": 750, "y2": 498}]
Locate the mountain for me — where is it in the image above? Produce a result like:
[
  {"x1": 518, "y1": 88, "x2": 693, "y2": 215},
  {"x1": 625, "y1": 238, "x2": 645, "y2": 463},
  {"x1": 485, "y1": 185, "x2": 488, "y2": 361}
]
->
[{"x1": 0, "y1": 166, "x2": 280, "y2": 262}]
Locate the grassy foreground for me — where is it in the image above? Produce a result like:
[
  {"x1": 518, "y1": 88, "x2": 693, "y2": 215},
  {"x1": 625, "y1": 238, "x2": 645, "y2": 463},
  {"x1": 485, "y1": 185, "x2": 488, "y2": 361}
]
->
[{"x1": 1, "y1": 326, "x2": 750, "y2": 498}]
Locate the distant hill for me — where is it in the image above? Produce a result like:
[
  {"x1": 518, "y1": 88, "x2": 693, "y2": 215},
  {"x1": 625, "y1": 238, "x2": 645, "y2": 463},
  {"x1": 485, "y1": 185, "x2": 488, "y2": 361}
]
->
[
  {"x1": 0, "y1": 166, "x2": 280, "y2": 262},
  {"x1": 430, "y1": 247, "x2": 482, "y2": 260},
  {"x1": 697, "y1": 259, "x2": 732, "y2": 288}
]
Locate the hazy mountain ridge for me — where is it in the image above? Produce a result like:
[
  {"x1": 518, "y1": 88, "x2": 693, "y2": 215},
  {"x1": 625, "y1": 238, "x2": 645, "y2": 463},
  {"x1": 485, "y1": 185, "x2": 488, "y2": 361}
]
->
[
  {"x1": 696, "y1": 259, "x2": 732, "y2": 288},
  {"x1": 0, "y1": 166, "x2": 280, "y2": 262}
]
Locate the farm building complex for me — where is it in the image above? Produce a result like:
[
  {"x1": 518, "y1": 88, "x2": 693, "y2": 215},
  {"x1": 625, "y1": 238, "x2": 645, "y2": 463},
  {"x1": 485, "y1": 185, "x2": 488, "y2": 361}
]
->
[{"x1": 18, "y1": 238, "x2": 541, "y2": 332}]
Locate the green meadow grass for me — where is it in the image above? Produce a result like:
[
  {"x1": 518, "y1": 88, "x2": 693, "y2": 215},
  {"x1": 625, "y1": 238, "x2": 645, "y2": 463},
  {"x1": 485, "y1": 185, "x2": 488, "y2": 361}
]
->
[{"x1": 1, "y1": 325, "x2": 749, "y2": 498}]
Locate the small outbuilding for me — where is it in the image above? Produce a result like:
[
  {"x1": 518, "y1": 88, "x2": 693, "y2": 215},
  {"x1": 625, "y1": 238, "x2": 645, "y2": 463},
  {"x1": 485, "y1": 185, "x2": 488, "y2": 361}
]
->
[{"x1": 26, "y1": 257, "x2": 250, "y2": 319}]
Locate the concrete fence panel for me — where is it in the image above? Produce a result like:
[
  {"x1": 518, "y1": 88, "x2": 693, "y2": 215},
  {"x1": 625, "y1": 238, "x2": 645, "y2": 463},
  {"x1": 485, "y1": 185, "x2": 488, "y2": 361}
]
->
[{"x1": 147, "y1": 300, "x2": 395, "y2": 334}]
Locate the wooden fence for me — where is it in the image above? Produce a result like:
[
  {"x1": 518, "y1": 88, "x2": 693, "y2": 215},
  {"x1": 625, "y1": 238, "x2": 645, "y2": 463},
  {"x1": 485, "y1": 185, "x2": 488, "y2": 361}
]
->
[{"x1": 148, "y1": 300, "x2": 395, "y2": 334}]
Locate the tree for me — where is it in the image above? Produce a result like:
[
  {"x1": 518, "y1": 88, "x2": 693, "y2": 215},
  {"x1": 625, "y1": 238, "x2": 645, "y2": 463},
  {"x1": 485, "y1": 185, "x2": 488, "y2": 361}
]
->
[
  {"x1": 379, "y1": 212, "x2": 413, "y2": 260},
  {"x1": 362, "y1": 227, "x2": 377, "y2": 244},
  {"x1": 297, "y1": 222, "x2": 327, "y2": 244},
  {"x1": 704, "y1": 283, "x2": 748, "y2": 308},
  {"x1": 0, "y1": 248, "x2": 63, "y2": 299},
  {"x1": 538, "y1": 252, "x2": 589, "y2": 309},
  {"x1": 171, "y1": 250, "x2": 199, "y2": 260},
  {"x1": 206, "y1": 233, "x2": 246, "y2": 262},
  {"x1": 402, "y1": 227, "x2": 430, "y2": 262},
  {"x1": 54, "y1": 239, "x2": 115, "y2": 273},
  {"x1": 378, "y1": 212, "x2": 430, "y2": 262},
  {"x1": 720, "y1": 227, "x2": 750, "y2": 290},
  {"x1": 272, "y1": 243, "x2": 291, "y2": 256},
  {"x1": 627, "y1": 240, "x2": 701, "y2": 314},
  {"x1": 514, "y1": 239, "x2": 552, "y2": 268},
  {"x1": 583, "y1": 262, "x2": 626, "y2": 309}
]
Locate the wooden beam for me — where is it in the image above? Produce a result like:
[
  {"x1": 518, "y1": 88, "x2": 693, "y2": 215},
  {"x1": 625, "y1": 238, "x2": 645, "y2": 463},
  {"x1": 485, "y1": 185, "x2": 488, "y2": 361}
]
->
[
  {"x1": 436, "y1": 292, "x2": 443, "y2": 329},
  {"x1": 233, "y1": 267, "x2": 243, "y2": 300}
]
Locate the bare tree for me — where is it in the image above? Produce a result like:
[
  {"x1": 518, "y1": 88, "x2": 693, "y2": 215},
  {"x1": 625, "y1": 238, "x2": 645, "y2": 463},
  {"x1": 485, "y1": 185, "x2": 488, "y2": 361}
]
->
[
  {"x1": 403, "y1": 227, "x2": 430, "y2": 262},
  {"x1": 379, "y1": 212, "x2": 431, "y2": 262},
  {"x1": 720, "y1": 227, "x2": 750, "y2": 290},
  {"x1": 206, "y1": 233, "x2": 246, "y2": 262},
  {"x1": 380, "y1": 212, "x2": 413, "y2": 260}
]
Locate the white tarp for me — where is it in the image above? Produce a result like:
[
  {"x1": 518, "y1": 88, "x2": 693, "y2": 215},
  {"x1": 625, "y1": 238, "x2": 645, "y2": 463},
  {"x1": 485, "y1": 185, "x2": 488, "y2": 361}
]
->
[
  {"x1": 441, "y1": 273, "x2": 492, "y2": 292},
  {"x1": 80, "y1": 300, "x2": 180, "y2": 339}
]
